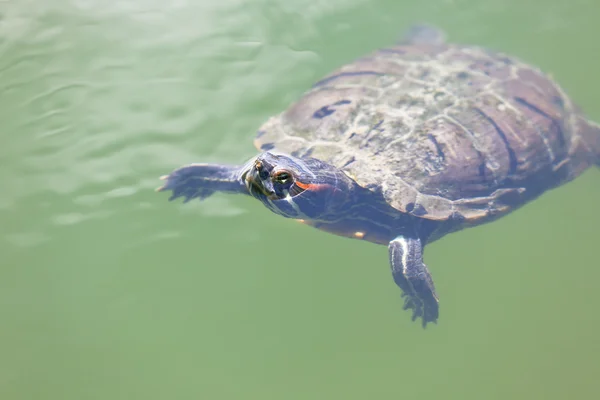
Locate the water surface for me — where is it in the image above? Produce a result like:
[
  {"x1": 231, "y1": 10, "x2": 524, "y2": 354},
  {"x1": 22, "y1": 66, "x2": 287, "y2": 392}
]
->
[{"x1": 1, "y1": 0, "x2": 600, "y2": 399}]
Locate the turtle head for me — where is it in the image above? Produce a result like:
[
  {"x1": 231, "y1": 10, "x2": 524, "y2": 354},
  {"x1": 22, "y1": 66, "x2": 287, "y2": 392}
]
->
[
  {"x1": 242, "y1": 152, "x2": 357, "y2": 221},
  {"x1": 157, "y1": 151, "x2": 358, "y2": 221}
]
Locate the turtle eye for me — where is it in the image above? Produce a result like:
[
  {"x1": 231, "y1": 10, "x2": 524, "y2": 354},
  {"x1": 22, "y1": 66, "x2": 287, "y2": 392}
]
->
[{"x1": 273, "y1": 170, "x2": 292, "y2": 184}]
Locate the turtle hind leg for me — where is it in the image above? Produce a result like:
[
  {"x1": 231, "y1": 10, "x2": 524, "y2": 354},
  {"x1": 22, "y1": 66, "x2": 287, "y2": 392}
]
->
[
  {"x1": 399, "y1": 23, "x2": 447, "y2": 46},
  {"x1": 388, "y1": 235, "x2": 439, "y2": 327}
]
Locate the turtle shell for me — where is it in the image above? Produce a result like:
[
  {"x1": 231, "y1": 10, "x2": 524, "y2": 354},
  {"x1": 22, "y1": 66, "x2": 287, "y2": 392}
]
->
[{"x1": 253, "y1": 39, "x2": 585, "y2": 222}]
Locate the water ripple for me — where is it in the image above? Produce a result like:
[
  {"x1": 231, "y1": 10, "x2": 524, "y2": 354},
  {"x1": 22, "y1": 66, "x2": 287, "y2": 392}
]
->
[{"x1": 0, "y1": 1, "x2": 330, "y2": 214}]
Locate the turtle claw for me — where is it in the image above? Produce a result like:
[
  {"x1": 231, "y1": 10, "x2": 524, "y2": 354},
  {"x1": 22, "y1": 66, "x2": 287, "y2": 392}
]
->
[
  {"x1": 401, "y1": 293, "x2": 430, "y2": 327},
  {"x1": 156, "y1": 166, "x2": 219, "y2": 203},
  {"x1": 401, "y1": 293, "x2": 414, "y2": 311},
  {"x1": 398, "y1": 283, "x2": 439, "y2": 328}
]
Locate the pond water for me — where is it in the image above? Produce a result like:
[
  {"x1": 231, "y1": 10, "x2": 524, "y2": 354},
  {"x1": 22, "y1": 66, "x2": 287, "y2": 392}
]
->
[{"x1": 1, "y1": 0, "x2": 599, "y2": 399}]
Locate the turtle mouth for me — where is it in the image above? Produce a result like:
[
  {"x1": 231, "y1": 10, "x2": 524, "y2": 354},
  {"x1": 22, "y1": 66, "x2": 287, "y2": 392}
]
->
[{"x1": 244, "y1": 169, "x2": 276, "y2": 199}]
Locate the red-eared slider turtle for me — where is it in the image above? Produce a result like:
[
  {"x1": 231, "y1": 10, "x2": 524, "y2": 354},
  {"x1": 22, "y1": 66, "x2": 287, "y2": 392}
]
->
[{"x1": 157, "y1": 24, "x2": 600, "y2": 326}]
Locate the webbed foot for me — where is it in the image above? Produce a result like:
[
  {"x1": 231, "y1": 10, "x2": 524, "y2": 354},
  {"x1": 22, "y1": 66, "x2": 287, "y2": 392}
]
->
[
  {"x1": 156, "y1": 163, "x2": 246, "y2": 203},
  {"x1": 388, "y1": 235, "x2": 439, "y2": 327}
]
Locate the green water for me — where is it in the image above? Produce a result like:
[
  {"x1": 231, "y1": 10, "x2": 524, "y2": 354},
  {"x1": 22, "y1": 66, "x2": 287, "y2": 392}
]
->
[{"x1": 2, "y1": 0, "x2": 600, "y2": 399}]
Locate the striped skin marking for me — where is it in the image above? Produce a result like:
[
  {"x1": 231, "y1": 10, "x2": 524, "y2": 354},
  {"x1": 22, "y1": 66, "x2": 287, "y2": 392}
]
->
[
  {"x1": 392, "y1": 236, "x2": 410, "y2": 278},
  {"x1": 389, "y1": 236, "x2": 439, "y2": 326},
  {"x1": 294, "y1": 181, "x2": 333, "y2": 192},
  {"x1": 282, "y1": 189, "x2": 304, "y2": 216},
  {"x1": 243, "y1": 172, "x2": 253, "y2": 190},
  {"x1": 390, "y1": 236, "x2": 437, "y2": 302}
]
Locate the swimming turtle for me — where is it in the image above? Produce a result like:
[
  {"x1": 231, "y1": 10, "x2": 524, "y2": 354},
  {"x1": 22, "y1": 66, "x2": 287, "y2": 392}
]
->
[{"x1": 157, "y1": 24, "x2": 600, "y2": 326}]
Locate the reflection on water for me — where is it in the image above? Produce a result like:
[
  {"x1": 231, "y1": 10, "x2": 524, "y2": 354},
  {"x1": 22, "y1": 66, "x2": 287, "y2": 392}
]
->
[{"x1": 1, "y1": 0, "x2": 599, "y2": 399}]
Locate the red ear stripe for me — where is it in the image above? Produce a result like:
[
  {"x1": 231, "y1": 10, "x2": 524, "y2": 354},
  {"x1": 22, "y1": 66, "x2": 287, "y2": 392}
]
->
[{"x1": 294, "y1": 181, "x2": 332, "y2": 192}]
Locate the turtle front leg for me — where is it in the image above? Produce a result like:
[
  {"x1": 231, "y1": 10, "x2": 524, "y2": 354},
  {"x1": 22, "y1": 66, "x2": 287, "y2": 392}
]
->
[
  {"x1": 388, "y1": 235, "x2": 439, "y2": 327},
  {"x1": 156, "y1": 163, "x2": 248, "y2": 203}
]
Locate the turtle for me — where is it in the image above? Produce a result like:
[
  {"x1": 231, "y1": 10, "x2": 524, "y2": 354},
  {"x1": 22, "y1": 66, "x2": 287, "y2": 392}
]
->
[{"x1": 156, "y1": 24, "x2": 600, "y2": 327}]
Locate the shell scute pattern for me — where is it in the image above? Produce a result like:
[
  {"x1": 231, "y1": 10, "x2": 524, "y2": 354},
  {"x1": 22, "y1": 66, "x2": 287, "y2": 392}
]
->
[
  {"x1": 502, "y1": 72, "x2": 570, "y2": 161},
  {"x1": 254, "y1": 41, "x2": 579, "y2": 222},
  {"x1": 313, "y1": 57, "x2": 410, "y2": 88}
]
